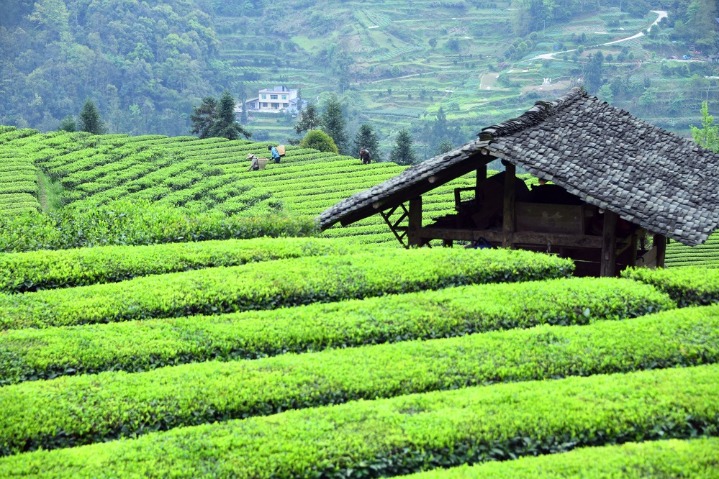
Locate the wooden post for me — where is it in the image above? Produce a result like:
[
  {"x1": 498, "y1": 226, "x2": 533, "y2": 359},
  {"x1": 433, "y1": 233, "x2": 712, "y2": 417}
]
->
[
  {"x1": 600, "y1": 211, "x2": 617, "y2": 277},
  {"x1": 408, "y1": 196, "x2": 423, "y2": 247},
  {"x1": 475, "y1": 163, "x2": 487, "y2": 210},
  {"x1": 653, "y1": 234, "x2": 666, "y2": 268},
  {"x1": 628, "y1": 232, "x2": 639, "y2": 267},
  {"x1": 502, "y1": 162, "x2": 516, "y2": 248}
]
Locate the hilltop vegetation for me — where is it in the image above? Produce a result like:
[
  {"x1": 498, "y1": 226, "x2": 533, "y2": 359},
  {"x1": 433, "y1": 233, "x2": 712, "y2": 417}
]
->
[{"x1": 2, "y1": 0, "x2": 717, "y2": 157}]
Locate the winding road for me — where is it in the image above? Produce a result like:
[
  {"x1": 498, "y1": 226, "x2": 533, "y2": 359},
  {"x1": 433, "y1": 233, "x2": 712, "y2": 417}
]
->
[{"x1": 532, "y1": 10, "x2": 667, "y2": 61}]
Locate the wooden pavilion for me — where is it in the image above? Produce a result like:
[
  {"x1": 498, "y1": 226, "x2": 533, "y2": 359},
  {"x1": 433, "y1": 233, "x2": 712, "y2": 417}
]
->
[{"x1": 319, "y1": 88, "x2": 719, "y2": 276}]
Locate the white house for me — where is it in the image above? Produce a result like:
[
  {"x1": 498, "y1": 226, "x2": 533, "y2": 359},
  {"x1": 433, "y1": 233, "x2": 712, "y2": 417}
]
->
[{"x1": 239, "y1": 86, "x2": 304, "y2": 114}]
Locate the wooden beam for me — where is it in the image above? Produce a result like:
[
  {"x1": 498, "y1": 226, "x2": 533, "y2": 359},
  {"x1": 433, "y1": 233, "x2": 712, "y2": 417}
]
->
[
  {"x1": 653, "y1": 234, "x2": 667, "y2": 268},
  {"x1": 628, "y1": 232, "x2": 639, "y2": 267},
  {"x1": 416, "y1": 227, "x2": 609, "y2": 249},
  {"x1": 502, "y1": 162, "x2": 516, "y2": 248},
  {"x1": 600, "y1": 211, "x2": 617, "y2": 277},
  {"x1": 408, "y1": 197, "x2": 423, "y2": 247}
]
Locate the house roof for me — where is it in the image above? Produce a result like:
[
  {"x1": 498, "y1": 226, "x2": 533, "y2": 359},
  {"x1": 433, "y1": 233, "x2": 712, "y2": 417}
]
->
[{"x1": 319, "y1": 88, "x2": 719, "y2": 246}]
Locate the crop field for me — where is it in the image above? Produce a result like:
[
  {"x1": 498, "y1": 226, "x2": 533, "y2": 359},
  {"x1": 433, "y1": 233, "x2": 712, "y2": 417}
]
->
[
  {"x1": 210, "y1": 3, "x2": 711, "y2": 157},
  {"x1": 0, "y1": 129, "x2": 718, "y2": 476}
]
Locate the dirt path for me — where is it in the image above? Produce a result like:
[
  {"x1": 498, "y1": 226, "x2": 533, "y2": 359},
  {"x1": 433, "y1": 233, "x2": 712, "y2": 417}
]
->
[
  {"x1": 36, "y1": 170, "x2": 49, "y2": 212},
  {"x1": 532, "y1": 10, "x2": 667, "y2": 61}
]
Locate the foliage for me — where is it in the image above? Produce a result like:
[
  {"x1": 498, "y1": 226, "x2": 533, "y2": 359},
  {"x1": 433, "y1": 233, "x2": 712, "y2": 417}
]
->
[
  {"x1": 321, "y1": 94, "x2": 348, "y2": 154},
  {"x1": 0, "y1": 238, "x2": 365, "y2": 294},
  {"x1": 294, "y1": 103, "x2": 321, "y2": 134},
  {"x1": 189, "y1": 97, "x2": 218, "y2": 139},
  {"x1": 299, "y1": 129, "x2": 339, "y2": 153},
  {"x1": 0, "y1": 248, "x2": 573, "y2": 330},
  {"x1": 3, "y1": 305, "x2": 717, "y2": 454},
  {"x1": 584, "y1": 52, "x2": 604, "y2": 94},
  {"x1": 622, "y1": 266, "x2": 719, "y2": 307},
  {"x1": 0, "y1": 277, "x2": 675, "y2": 384},
  {"x1": 78, "y1": 100, "x2": 105, "y2": 135},
  {"x1": 0, "y1": 201, "x2": 317, "y2": 253},
  {"x1": 391, "y1": 129, "x2": 418, "y2": 165},
  {"x1": 1, "y1": 364, "x2": 718, "y2": 477},
  {"x1": 58, "y1": 116, "x2": 76, "y2": 132},
  {"x1": 353, "y1": 124, "x2": 381, "y2": 161},
  {"x1": 1, "y1": 0, "x2": 220, "y2": 135},
  {"x1": 406, "y1": 437, "x2": 719, "y2": 478},
  {"x1": 191, "y1": 92, "x2": 251, "y2": 140},
  {"x1": 691, "y1": 101, "x2": 719, "y2": 152}
]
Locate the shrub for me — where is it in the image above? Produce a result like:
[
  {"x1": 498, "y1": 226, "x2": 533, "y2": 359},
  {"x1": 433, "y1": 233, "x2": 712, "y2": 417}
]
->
[{"x1": 299, "y1": 130, "x2": 339, "y2": 153}]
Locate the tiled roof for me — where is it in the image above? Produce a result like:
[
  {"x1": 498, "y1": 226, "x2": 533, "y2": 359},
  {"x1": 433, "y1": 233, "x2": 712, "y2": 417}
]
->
[{"x1": 319, "y1": 88, "x2": 719, "y2": 246}]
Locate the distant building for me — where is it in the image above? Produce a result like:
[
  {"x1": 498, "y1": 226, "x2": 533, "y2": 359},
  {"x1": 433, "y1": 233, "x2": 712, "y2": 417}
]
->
[{"x1": 239, "y1": 86, "x2": 306, "y2": 114}]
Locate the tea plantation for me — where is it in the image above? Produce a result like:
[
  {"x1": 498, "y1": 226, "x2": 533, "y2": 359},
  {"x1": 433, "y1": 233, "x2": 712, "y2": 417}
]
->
[{"x1": 0, "y1": 127, "x2": 718, "y2": 477}]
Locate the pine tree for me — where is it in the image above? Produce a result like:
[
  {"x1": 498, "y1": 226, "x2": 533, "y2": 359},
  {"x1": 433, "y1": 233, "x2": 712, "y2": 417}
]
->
[
  {"x1": 295, "y1": 103, "x2": 321, "y2": 134},
  {"x1": 79, "y1": 99, "x2": 105, "y2": 134},
  {"x1": 321, "y1": 95, "x2": 347, "y2": 154},
  {"x1": 390, "y1": 129, "x2": 417, "y2": 166},
  {"x1": 210, "y1": 91, "x2": 251, "y2": 140},
  {"x1": 353, "y1": 124, "x2": 381, "y2": 161},
  {"x1": 190, "y1": 92, "x2": 250, "y2": 140},
  {"x1": 190, "y1": 97, "x2": 218, "y2": 139}
]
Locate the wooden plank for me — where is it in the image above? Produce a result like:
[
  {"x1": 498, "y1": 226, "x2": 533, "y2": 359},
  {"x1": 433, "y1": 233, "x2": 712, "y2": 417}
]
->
[
  {"x1": 515, "y1": 202, "x2": 584, "y2": 235},
  {"x1": 408, "y1": 197, "x2": 423, "y2": 247},
  {"x1": 502, "y1": 162, "x2": 516, "y2": 247},
  {"x1": 600, "y1": 211, "x2": 618, "y2": 277},
  {"x1": 417, "y1": 227, "x2": 605, "y2": 249}
]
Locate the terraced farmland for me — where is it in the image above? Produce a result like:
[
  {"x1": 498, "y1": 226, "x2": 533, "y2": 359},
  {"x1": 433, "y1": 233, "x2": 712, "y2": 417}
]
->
[
  {"x1": 0, "y1": 128, "x2": 718, "y2": 476},
  {"x1": 1, "y1": 236, "x2": 718, "y2": 476}
]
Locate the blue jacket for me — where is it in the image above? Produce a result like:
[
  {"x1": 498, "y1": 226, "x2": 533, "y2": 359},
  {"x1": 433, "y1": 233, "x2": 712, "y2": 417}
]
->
[{"x1": 270, "y1": 146, "x2": 281, "y2": 162}]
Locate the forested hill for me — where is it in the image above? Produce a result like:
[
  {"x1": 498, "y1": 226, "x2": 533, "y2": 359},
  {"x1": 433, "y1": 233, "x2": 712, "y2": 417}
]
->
[
  {"x1": 1, "y1": 0, "x2": 718, "y2": 151},
  {"x1": 1, "y1": 0, "x2": 220, "y2": 134}
]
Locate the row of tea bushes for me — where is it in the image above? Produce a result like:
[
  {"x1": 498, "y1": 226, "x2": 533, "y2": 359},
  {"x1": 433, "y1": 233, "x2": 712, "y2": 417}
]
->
[
  {"x1": 622, "y1": 266, "x2": 719, "y2": 306},
  {"x1": 0, "y1": 237, "x2": 373, "y2": 293},
  {"x1": 2, "y1": 305, "x2": 716, "y2": 455},
  {"x1": 403, "y1": 437, "x2": 719, "y2": 478},
  {"x1": 0, "y1": 200, "x2": 318, "y2": 253},
  {"x1": 0, "y1": 277, "x2": 676, "y2": 384},
  {"x1": 2, "y1": 364, "x2": 717, "y2": 478},
  {"x1": 0, "y1": 248, "x2": 574, "y2": 330}
]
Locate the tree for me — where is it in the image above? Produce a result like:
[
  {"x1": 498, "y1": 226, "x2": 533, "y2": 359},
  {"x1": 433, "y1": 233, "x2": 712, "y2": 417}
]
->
[
  {"x1": 437, "y1": 140, "x2": 454, "y2": 155},
  {"x1": 190, "y1": 92, "x2": 251, "y2": 140},
  {"x1": 353, "y1": 124, "x2": 381, "y2": 161},
  {"x1": 584, "y1": 51, "x2": 604, "y2": 94},
  {"x1": 390, "y1": 129, "x2": 417, "y2": 165},
  {"x1": 190, "y1": 97, "x2": 218, "y2": 139},
  {"x1": 58, "y1": 115, "x2": 76, "y2": 132},
  {"x1": 691, "y1": 101, "x2": 719, "y2": 152},
  {"x1": 300, "y1": 130, "x2": 338, "y2": 153},
  {"x1": 209, "y1": 91, "x2": 251, "y2": 140},
  {"x1": 321, "y1": 95, "x2": 347, "y2": 153},
  {"x1": 294, "y1": 103, "x2": 321, "y2": 134},
  {"x1": 79, "y1": 99, "x2": 105, "y2": 134}
]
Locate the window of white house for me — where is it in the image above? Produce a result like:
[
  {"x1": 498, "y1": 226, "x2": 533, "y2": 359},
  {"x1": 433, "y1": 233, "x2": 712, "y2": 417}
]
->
[
  {"x1": 261, "y1": 94, "x2": 266, "y2": 99},
  {"x1": 270, "y1": 95, "x2": 278, "y2": 100},
  {"x1": 282, "y1": 95, "x2": 287, "y2": 100},
  {"x1": 272, "y1": 103, "x2": 279, "y2": 108},
  {"x1": 262, "y1": 102, "x2": 268, "y2": 107}
]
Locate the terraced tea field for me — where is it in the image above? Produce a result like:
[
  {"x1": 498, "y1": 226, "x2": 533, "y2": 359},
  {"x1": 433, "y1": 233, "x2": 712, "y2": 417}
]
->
[
  {"x1": 0, "y1": 126, "x2": 718, "y2": 476},
  {"x1": 1, "y1": 236, "x2": 718, "y2": 476}
]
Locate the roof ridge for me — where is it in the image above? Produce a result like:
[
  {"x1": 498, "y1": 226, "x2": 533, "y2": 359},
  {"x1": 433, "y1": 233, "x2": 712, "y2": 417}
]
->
[{"x1": 479, "y1": 87, "x2": 588, "y2": 140}]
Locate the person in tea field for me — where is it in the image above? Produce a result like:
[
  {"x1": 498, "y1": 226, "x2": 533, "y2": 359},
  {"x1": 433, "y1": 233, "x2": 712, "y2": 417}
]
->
[
  {"x1": 247, "y1": 154, "x2": 260, "y2": 171},
  {"x1": 268, "y1": 145, "x2": 281, "y2": 163},
  {"x1": 359, "y1": 147, "x2": 371, "y2": 164}
]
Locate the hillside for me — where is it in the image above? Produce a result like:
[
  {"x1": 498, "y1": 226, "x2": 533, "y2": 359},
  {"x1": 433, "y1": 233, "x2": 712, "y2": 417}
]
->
[
  {"x1": 0, "y1": 119, "x2": 719, "y2": 476},
  {"x1": 2, "y1": 0, "x2": 717, "y2": 159}
]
